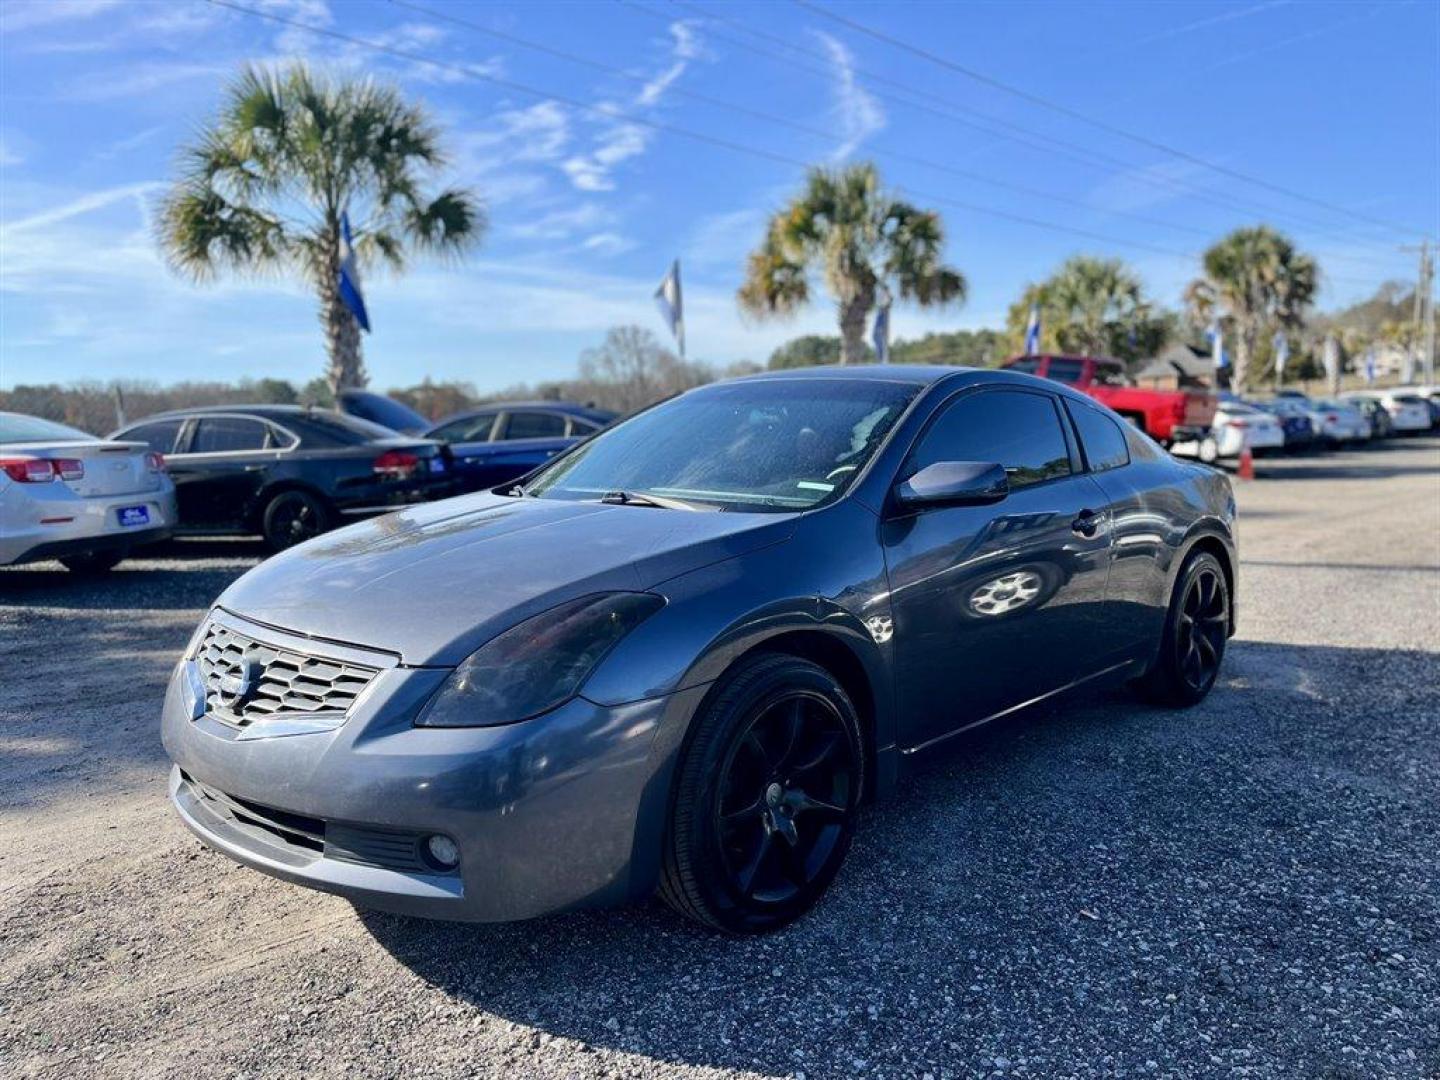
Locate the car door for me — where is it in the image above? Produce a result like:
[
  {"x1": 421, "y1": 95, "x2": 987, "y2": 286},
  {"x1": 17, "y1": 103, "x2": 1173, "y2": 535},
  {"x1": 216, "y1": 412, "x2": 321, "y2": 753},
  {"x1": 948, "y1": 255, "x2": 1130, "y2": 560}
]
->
[
  {"x1": 881, "y1": 386, "x2": 1115, "y2": 752},
  {"x1": 165, "y1": 416, "x2": 275, "y2": 529},
  {"x1": 479, "y1": 410, "x2": 573, "y2": 486},
  {"x1": 1061, "y1": 396, "x2": 1172, "y2": 651}
]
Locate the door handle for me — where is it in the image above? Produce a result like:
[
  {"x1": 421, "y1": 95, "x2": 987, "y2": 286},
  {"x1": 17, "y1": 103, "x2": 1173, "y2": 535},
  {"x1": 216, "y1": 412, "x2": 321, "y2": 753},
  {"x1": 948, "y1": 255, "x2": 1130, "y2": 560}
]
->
[{"x1": 1071, "y1": 510, "x2": 1104, "y2": 538}]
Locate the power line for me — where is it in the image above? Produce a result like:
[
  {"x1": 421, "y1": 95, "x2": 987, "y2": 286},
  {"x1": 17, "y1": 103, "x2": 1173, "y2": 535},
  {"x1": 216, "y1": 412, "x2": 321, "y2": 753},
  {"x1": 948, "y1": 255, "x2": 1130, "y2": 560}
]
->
[
  {"x1": 655, "y1": 0, "x2": 1415, "y2": 260},
  {"x1": 202, "y1": 0, "x2": 1204, "y2": 262},
  {"x1": 208, "y1": 0, "x2": 1386, "y2": 290},
  {"x1": 389, "y1": 0, "x2": 1222, "y2": 242},
  {"x1": 793, "y1": 0, "x2": 1429, "y2": 241}
]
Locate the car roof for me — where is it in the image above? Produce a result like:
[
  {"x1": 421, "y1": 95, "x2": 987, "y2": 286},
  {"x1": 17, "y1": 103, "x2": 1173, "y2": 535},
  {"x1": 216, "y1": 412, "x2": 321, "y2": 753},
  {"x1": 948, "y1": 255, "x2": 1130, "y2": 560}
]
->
[
  {"x1": 433, "y1": 401, "x2": 616, "y2": 424},
  {"x1": 121, "y1": 404, "x2": 333, "y2": 423},
  {"x1": 728, "y1": 363, "x2": 973, "y2": 386}
]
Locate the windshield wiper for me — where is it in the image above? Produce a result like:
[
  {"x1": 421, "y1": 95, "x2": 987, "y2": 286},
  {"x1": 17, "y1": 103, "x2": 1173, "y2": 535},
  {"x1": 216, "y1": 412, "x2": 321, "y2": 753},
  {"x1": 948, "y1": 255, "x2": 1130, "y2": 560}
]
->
[{"x1": 599, "y1": 489, "x2": 717, "y2": 511}]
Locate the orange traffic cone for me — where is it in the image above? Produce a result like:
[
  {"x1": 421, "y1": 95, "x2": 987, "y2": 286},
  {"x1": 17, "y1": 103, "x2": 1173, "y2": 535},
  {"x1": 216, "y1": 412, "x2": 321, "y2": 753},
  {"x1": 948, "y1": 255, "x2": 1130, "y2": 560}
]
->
[{"x1": 1238, "y1": 444, "x2": 1255, "y2": 481}]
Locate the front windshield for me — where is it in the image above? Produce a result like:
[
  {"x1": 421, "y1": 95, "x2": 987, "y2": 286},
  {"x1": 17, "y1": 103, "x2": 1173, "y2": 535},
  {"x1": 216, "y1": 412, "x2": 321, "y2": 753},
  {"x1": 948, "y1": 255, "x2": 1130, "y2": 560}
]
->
[{"x1": 524, "y1": 378, "x2": 919, "y2": 511}]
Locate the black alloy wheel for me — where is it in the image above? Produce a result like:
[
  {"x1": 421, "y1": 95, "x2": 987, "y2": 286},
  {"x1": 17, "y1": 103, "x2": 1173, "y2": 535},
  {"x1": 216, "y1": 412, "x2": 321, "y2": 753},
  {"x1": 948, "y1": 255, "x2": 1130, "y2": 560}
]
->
[
  {"x1": 262, "y1": 490, "x2": 330, "y2": 552},
  {"x1": 660, "y1": 653, "x2": 864, "y2": 933},
  {"x1": 1136, "y1": 550, "x2": 1230, "y2": 707}
]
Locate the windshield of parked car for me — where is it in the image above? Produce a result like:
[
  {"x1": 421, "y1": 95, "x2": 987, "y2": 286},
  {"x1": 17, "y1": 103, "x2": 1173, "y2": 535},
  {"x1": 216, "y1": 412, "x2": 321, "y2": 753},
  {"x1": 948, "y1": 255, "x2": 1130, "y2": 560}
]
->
[
  {"x1": 522, "y1": 379, "x2": 920, "y2": 511},
  {"x1": 0, "y1": 413, "x2": 94, "y2": 444}
]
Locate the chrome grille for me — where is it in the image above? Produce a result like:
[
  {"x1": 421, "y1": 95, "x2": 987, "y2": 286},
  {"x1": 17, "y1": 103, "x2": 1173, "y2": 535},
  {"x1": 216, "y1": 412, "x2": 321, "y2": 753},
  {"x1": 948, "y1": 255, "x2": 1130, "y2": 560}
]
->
[{"x1": 196, "y1": 621, "x2": 379, "y2": 727}]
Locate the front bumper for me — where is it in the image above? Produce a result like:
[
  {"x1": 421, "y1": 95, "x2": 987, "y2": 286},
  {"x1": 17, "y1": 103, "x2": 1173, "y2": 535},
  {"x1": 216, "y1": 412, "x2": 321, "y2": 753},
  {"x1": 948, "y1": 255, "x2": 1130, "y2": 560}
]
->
[{"x1": 161, "y1": 617, "x2": 707, "y2": 922}]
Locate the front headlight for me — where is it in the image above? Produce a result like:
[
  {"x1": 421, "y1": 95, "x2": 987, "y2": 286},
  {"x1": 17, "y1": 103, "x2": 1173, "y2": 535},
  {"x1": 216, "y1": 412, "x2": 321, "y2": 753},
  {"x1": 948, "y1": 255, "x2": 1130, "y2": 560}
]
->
[{"x1": 416, "y1": 592, "x2": 665, "y2": 728}]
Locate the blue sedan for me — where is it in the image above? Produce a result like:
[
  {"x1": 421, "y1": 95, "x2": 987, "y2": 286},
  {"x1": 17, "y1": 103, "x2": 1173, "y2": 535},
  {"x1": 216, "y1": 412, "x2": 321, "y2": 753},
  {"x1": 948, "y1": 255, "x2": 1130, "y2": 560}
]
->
[{"x1": 426, "y1": 401, "x2": 615, "y2": 492}]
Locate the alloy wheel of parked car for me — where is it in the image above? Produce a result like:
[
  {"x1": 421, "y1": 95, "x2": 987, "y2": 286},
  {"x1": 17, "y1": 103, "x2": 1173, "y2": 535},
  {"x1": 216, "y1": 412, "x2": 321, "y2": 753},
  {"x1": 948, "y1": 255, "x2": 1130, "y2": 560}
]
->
[
  {"x1": 1136, "y1": 550, "x2": 1230, "y2": 707},
  {"x1": 660, "y1": 653, "x2": 863, "y2": 933},
  {"x1": 262, "y1": 490, "x2": 329, "y2": 552}
]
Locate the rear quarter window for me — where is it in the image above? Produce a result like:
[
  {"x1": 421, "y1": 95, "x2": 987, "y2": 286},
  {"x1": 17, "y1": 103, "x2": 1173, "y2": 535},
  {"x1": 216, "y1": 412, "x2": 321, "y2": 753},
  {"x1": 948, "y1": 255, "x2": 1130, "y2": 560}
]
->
[{"x1": 1066, "y1": 399, "x2": 1130, "y2": 472}]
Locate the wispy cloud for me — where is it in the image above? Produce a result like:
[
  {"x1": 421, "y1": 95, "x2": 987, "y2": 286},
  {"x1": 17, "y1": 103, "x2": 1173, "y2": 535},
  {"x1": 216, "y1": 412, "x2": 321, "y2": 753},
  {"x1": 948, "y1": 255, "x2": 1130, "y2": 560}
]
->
[
  {"x1": 635, "y1": 21, "x2": 701, "y2": 107},
  {"x1": 1, "y1": 181, "x2": 163, "y2": 236},
  {"x1": 559, "y1": 20, "x2": 704, "y2": 193},
  {"x1": 562, "y1": 122, "x2": 649, "y2": 193},
  {"x1": 579, "y1": 232, "x2": 635, "y2": 256},
  {"x1": 0, "y1": 135, "x2": 26, "y2": 168},
  {"x1": 814, "y1": 32, "x2": 885, "y2": 162},
  {"x1": 0, "y1": 0, "x2": 122, "y2": 33}
]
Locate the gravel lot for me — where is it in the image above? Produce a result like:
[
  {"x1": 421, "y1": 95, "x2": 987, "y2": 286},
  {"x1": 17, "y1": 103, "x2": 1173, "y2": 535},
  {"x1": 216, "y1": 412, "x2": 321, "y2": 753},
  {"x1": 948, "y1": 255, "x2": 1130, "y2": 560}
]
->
[{"x1": 2, "y1": 437, "x2": 1438, "y2": 1080}]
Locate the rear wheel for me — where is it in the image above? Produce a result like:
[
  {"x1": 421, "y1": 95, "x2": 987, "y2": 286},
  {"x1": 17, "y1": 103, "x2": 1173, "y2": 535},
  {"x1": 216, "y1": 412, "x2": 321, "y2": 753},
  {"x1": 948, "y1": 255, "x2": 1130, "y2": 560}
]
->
[
  {"x1": 659, "y1": 653, "x2": 864, "y2": 934},
  {"x1": 261, "y1": 490, "x2": 330, "y2": 552},
  {"x1": 1135, "y1": 550, "x2": 1230, "y2": 706},
  {"x1": 59, "y1": 551, "x2": 124, "y2": 574}
]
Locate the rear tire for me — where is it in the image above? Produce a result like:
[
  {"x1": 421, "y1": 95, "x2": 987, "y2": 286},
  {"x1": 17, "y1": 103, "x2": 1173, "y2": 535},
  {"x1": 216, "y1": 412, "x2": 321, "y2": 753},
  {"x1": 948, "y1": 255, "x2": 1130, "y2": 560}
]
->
[
  {"x1": 658, "y1": 653, "x2": 865, "y2": 934},
  {"x1": 1135, "y1": 550, "x2": 1230, "y2": 707},
  {"x1": 58, "y1": 551, "x2": 124, "y2": 574},
  {"x1": 261, "y1": 490, "x2": 330, "y2": 552}
]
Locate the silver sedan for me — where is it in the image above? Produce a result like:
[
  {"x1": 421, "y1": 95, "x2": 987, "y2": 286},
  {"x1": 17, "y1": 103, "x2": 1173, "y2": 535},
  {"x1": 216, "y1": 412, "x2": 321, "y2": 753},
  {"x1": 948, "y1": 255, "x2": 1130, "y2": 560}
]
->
[{"x1": 0, "y1": 412, "x2": 177, "y2": 572}]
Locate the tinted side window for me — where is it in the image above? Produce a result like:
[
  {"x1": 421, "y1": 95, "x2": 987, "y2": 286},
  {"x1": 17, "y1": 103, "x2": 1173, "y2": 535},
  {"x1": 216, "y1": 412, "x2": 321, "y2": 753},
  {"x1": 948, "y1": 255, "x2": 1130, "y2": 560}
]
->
[
  {"x1": 121, "y1": 419, "x2": 184, "y2": 454},
  {"x1": 1007, "y1": 357, "x2": 1041, "y2": 374},
  {"x1": 567, "y1": 417, "x2": 600, "y2": 435},
  {"x1": 911, "y1": 390, "x2": 1072, "y2": 489},
  {"x1": 1046, "y1": 358, "x2": 1085, "y2": 384},
  {"x1": 1067, "y1": 400, "x2": 1130, "y2": 472},
  {"x1": 1124, "y1": 422, "x2": 1166, "y2": 462},
  {"x1": 502, "y1": 411, "x2": 567, "y2": 439},
  {"x1": 189, "y1": 417, "x2": 269, "y2": 453}
]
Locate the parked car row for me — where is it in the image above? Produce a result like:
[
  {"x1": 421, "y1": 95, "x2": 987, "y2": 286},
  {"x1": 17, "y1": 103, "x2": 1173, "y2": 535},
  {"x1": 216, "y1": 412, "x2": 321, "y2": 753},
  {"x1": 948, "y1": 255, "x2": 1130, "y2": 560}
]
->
[{"x1": 2, "y1": 397, "x2": 615, "y2": 571}]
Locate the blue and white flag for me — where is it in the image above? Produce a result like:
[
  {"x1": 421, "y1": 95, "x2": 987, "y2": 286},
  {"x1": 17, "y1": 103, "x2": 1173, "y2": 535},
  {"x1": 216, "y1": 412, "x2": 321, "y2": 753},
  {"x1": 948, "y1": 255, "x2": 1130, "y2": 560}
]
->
[
  {"x1": 338, "y1": 211, "x2": 370, "y2": 333},
  {"x1": 1208, "y1": 320, "x2": 1227, "y2": 369},
  {"x1": 1023, "y1": 302, "x2": 1041, "y2": 354},
  {"x1": 872, "y1": 301, "x2": 891, "y2": 364},
  {"x1": 654, "y1": 259, "x2": 684, "y2": 358},
  {"x1": 1364, "y1": 347, "x2": 1377, "y2": 385},
  {"x1": 1273, "y1": 331, "x2": 1289, "y2": 377}
]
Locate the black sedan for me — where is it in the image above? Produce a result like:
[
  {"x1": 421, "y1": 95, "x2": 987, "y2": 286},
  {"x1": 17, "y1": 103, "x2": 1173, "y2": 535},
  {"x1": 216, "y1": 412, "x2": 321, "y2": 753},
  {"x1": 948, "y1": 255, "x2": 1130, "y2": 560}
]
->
[{"x1": 111, "y1": 406, "x2": 453, "y2": 550}]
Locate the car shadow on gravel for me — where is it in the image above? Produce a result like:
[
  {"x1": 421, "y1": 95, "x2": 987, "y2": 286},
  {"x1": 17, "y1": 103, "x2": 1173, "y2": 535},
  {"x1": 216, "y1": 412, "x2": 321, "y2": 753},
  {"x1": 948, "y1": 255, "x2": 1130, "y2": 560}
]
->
[
  {"x1": 358, "y1": 641, "x2": 1440, "y2": 1077},
  {"x1": 0, "y1": 560, "x2": 255, "y2": 610}
]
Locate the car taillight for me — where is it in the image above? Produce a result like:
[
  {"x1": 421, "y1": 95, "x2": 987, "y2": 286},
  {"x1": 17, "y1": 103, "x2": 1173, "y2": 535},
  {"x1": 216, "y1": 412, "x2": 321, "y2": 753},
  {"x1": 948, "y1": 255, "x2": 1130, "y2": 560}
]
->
[
  {"x1": 145, "y1": 451, "x2": 166, "y2": 473},
  {"x1": 1173, "y1": 398, "x2": 1187, "y2": 419},
  {"x1": 52, "y1": 458, "x2": 84, "y2": 481},
  {"x1": 0, "y1": 457, "x2": 56, "y2": 483},
  {"x1": 1226, "y1": 419, "x2": 1249, "y2": 429},
  {"x1": 1325, "y1": 413, "x2": 1339, "y2": 423},
  {"x1": 373, "y1": 450, "x2": 420, "y2": 477}
]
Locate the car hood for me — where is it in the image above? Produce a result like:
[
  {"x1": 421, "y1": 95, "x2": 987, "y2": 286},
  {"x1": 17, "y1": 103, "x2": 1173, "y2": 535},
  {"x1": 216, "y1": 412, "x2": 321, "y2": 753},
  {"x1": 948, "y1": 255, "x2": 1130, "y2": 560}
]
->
[{"x1": 216, "y1": 493, "x2": 797, "y2": 665}]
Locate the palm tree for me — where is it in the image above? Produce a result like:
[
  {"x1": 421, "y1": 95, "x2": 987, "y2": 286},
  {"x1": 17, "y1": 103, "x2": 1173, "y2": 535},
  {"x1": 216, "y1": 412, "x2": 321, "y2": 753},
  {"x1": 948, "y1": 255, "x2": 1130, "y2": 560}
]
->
[
  {"x1": 157, "y1": 64, "x2": 483, "y2": 391},
  {"x1": 1185, "y1": 226, "x2": 1317, "y2": 396},
  {"x1": 739, "y1": 163, "x2": 965, "y2": 364},
  {"x1": 1007, "y1": 255, "x2": 1165, "y2": 362}
]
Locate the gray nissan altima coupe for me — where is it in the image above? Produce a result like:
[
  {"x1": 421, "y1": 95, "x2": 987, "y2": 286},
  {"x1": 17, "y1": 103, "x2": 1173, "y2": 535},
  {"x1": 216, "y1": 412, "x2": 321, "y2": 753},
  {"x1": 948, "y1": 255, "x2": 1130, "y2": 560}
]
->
[{"x1": 163, "y1": 365, "x2": 1236, "y2": 933}]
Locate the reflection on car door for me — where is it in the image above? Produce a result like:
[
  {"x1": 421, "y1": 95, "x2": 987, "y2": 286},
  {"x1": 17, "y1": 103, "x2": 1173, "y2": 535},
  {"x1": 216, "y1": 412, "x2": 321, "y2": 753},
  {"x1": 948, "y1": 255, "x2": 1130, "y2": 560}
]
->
[
  {"x1": 881, "y1": 387, "x2": 1116, "y2": 753},
  {"x1": 166, "y1": 416, "x2": 276, "y2": 529}
]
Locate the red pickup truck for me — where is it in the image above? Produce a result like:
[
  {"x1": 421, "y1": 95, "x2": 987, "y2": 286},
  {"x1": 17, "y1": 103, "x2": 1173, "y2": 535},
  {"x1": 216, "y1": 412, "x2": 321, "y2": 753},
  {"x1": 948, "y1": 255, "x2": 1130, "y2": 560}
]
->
[{"x1": 1003, "y1": 354, "x2": 1217, "y2": 447}]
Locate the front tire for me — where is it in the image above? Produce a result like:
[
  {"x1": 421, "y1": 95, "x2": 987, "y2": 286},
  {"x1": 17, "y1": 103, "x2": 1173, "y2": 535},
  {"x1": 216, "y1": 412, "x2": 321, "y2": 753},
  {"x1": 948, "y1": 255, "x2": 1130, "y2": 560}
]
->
[
  {"x1": 261, "y1": 490, "x2": 330, "y2": 552},
  {"x1": 658, "y1": 653, "x2": 865, "y2": 934},
  {"x1": 1135, "y1": 550, "x2": 1230, "y2": 707}
]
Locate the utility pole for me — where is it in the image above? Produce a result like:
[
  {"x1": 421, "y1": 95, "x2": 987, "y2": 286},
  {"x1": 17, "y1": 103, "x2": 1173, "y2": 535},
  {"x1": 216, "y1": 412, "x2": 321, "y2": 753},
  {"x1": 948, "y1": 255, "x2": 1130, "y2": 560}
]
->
[{"x1": 1401, "y1": 240, "x2": 1436, "y2": 384}]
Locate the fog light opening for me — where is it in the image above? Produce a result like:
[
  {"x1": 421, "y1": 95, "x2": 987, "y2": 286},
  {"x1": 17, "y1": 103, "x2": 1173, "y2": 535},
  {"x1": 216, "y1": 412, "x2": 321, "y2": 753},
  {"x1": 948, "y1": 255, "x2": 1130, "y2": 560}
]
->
[{"x1": 424, "y1": 834, "x2": 460, "y2": 871}]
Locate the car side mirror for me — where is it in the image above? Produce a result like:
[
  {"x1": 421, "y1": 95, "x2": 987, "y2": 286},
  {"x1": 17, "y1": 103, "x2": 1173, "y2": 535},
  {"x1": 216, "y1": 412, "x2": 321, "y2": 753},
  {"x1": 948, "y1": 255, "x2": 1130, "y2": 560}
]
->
[{"x1": 894, "y1": 461, "x2": 1009, "y2": 509}]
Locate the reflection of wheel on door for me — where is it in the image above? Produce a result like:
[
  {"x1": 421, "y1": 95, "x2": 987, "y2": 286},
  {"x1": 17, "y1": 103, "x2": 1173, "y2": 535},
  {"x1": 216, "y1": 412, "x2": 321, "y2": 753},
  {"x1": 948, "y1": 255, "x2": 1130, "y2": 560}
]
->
[
  {"x1": 961, "y1": 563, "x2": 1060, "y2": 619},
  {"x1": 261, "y1": 490, "x2": 330, "y2": 552}
]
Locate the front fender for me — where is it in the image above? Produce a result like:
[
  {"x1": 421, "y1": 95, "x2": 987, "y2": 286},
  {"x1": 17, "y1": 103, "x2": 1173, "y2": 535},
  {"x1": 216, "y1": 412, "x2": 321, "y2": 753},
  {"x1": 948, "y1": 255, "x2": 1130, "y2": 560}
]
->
[{"x1": 580, "y1": 501, "x2": 899, "y2": 782}]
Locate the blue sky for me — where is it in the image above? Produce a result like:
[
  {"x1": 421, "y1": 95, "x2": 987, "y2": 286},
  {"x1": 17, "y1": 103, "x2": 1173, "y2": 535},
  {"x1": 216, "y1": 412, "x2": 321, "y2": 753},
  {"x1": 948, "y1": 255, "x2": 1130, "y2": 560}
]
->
[{"x1": 1, "y1": 0, "x2": 1436, "y2": 392}]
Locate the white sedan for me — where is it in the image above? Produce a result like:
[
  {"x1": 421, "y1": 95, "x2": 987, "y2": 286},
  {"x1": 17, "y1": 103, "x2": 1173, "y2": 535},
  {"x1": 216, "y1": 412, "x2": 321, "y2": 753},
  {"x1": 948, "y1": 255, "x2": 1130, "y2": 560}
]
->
[
  {"x1": 1, "y1": 412, "x2": 177, "y2": 572},
  {"x1": 1340, "y1": 390, "x2": 1433, "y2": 434},
  {"x1": 1212, "y1": 400, "x2": 1285, "y2": 458}
]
